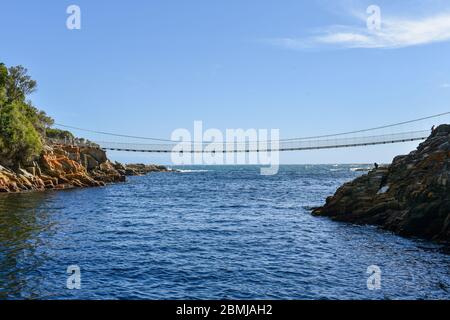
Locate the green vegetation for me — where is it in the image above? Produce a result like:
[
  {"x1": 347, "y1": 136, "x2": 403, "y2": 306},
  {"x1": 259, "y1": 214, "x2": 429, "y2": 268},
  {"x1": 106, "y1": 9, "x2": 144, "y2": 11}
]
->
[
  {"x1": 0, "y1": 102, "x2": 42, "y2": 165},
  {"x1": 46, "y1": 128, "x2": 74, "y2": 140},
  {"x1": 0, "y1": 63, "x2": 56, "y2": 166}
]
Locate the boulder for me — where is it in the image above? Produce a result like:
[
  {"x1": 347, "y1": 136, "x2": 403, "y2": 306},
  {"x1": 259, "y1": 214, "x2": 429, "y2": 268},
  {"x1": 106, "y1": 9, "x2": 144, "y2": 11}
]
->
[
  {"x1": 80, "y1": 147, "x2": 107, "y2": 163},
  {"x1": 83, "y1": 154, "x2": 99, "y2": 171}
]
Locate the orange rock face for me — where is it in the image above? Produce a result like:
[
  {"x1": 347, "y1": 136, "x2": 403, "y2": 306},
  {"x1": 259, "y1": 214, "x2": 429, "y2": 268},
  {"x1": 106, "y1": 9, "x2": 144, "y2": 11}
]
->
[
  {"x1": 0, "y1": 144, "x2": 124, "y2": 193},
  {"x1": 0, "y1": 143, "x2": 171, "y2": 194}
]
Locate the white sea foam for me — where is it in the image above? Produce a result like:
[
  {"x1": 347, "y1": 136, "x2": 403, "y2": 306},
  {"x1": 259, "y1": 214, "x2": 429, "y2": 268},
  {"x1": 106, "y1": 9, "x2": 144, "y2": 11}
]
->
[{"x1": 350, "y1": 167, "x2": 371, "y2": 172}]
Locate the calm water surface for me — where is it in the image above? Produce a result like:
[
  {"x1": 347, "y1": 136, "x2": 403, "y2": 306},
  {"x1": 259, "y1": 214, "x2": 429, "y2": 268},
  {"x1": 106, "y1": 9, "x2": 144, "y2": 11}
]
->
[{"x1": 0, "y1": 165, "x2": 449, "y2": 299}]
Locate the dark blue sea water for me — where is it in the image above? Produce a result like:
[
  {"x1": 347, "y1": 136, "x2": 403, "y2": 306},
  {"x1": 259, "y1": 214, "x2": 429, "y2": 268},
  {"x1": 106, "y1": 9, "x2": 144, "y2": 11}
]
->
[{"x1": 0, "y1": 165, "x2": 449, "y2": 300}]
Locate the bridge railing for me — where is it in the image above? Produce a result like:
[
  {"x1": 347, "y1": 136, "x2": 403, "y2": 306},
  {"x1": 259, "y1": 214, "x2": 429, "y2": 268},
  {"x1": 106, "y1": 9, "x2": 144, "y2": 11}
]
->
[
  {"x1": 88, "y1": 130, "x2": 430, "y2": 153},
  {"x1": 46, "y1": 137, "x2": 100, "y2": 149}
]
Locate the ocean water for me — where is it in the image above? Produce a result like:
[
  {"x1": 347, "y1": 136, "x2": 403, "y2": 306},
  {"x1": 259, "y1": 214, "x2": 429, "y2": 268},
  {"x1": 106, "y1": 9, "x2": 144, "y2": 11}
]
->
[{"x1": 0, "y1": 165, "x2": 448, "y2": 300}]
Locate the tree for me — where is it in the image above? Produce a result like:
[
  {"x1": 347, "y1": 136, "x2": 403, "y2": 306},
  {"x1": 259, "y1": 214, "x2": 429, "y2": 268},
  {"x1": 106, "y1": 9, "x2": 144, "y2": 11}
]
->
[
  {"x1": 19, "y1": 102, "x2": 54, "y2": 135},
  {"x1": 0, "y1": 64, "x2": 7, "y2": 106},
  {"x1": 6, "y1": 65, "x2": 37, "y2": 103}
]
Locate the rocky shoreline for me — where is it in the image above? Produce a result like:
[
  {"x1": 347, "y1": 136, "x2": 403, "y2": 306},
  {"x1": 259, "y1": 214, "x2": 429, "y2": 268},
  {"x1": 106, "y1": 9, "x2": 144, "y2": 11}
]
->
[
  {"x1": 312, "y1": 124, "x2": 450, "y2": 242},
  {"x1": 0, "y1": 143, "x2": 173, "y2": 193}
]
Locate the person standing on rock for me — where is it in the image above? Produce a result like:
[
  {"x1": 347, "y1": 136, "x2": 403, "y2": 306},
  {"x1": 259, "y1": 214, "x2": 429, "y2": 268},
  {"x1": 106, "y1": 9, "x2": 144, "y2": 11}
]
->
[{"x1": 374, "y1": 163, "x2": 379, "y2": 169}]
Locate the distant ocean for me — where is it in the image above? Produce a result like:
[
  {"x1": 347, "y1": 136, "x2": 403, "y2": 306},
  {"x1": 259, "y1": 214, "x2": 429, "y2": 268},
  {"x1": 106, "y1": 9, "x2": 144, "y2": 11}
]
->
[{"x1": 0, "y1": 165, "x2": 448, "y2": 299}]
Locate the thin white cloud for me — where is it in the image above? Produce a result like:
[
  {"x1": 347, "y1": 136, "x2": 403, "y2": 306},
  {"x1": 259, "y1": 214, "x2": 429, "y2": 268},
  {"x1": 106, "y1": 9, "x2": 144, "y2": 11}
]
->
[
  {"x1": 268, "y1": 11, "x2": 450, "y2": 49},
  {"x1": 441, "y1": 83, "x2": 450, "y2": 88}
]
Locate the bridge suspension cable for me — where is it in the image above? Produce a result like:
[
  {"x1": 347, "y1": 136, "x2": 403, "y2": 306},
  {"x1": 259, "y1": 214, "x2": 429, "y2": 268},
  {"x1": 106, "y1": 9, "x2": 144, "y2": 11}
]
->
[
  {"x1": 53, "y1": 111, "x2": 450, "y2": 143},
  {"x1": 49, "y1": 130, "x2": 430, "y2": 153}
]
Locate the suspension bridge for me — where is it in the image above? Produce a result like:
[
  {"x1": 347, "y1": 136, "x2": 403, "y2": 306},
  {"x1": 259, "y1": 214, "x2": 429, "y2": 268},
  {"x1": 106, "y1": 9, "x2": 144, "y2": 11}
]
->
[{"x1": 50, "y1": 112, "x2": 449, "y2": 154}]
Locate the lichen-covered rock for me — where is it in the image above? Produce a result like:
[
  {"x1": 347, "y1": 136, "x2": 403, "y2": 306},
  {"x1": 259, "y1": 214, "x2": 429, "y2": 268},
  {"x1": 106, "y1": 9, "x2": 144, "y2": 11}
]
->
[
  {"x1": 0, "y1": 143, "x2": 172, "y2": 193},
  {"x1": 313, "y1": 124, "x2": 450, "y2": 242}
]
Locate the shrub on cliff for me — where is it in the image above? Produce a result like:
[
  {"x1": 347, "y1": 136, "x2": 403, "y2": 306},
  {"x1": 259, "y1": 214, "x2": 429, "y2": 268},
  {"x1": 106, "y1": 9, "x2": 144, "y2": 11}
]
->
[
  {"x1": 46, "y1": 128, "x2": 74, "y2": 141},
  {"x1": 0, "y1": 102, "x2": 42, "y2": 165}
]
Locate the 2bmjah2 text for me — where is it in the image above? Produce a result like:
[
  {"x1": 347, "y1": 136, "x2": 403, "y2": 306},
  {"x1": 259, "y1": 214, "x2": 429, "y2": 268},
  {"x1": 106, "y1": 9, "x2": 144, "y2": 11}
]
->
[{"x1": 176, "y1": 304, "x2": 273, "y2": 317}]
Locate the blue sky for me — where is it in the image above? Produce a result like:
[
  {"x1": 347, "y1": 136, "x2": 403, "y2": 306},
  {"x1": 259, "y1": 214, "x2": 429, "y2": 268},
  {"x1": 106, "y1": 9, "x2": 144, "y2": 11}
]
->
[{"x1": 1, "y1": 0, "x2": 450, "y2": 164}]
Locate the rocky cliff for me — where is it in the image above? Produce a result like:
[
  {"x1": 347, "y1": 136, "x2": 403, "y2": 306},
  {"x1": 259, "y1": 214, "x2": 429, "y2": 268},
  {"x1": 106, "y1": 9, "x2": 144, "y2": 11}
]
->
[
  {"x1": 0, "y1": 143, "x2": 170, "y2": 193},
  {"x1": 313, "y1": 124, "x2": 450, "y2": 242}
]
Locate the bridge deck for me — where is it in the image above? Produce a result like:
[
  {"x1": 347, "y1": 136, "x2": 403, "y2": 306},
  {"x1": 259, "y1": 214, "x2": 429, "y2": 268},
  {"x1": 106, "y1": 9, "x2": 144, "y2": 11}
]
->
[{"x1": 94, "y1": 130, "x2": 428, "y2": 153}]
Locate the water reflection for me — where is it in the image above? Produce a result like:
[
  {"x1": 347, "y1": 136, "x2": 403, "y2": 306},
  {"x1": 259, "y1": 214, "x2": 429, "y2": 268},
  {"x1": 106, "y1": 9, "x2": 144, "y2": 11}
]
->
[{"x1": 0, "y1": 192, "x2": 54, "y2": 299}]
